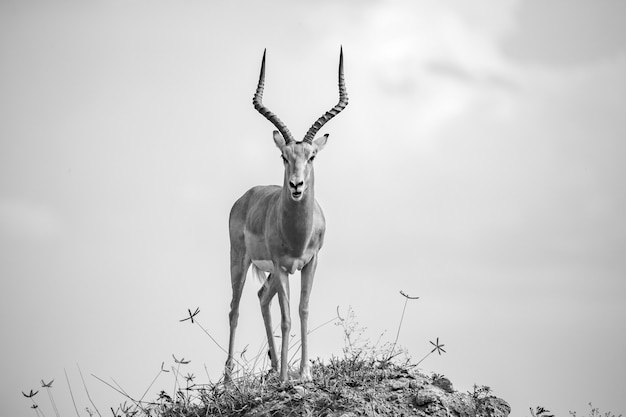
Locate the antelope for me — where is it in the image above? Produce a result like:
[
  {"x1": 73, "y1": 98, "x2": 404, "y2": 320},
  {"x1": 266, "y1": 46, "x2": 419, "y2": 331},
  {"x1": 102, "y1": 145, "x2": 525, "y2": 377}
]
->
[{"x1": 225, "y1": 48, "x2": 348, "y2": 382}]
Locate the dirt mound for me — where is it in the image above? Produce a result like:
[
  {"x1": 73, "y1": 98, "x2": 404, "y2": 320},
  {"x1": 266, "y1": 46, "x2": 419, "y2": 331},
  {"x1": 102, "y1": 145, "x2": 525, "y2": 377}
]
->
[{"x1": 189, "y1": 358, "x2": 510, "y2": 417}]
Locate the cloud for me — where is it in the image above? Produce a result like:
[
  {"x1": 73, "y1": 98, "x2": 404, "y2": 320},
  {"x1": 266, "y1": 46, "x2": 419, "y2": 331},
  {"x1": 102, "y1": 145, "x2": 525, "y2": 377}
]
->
[
  {"x1": 343, "y1": 1, "x2": 521, "y2": 147},
  {"x1": 0, "y1": 199, "x2": 64, "y2": 241}
]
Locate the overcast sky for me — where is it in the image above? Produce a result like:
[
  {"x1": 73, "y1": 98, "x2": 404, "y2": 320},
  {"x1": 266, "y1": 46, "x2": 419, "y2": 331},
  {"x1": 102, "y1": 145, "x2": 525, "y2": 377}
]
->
[{"x1": 1, "y1": 1, "x2": 625, "y2": 416}]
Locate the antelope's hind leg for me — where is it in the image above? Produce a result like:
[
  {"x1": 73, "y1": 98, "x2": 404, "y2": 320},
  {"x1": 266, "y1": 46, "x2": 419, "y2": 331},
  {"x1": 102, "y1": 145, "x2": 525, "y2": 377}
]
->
[{"x1": 258, "y1": 274, "x2": 279, "y2": 373}]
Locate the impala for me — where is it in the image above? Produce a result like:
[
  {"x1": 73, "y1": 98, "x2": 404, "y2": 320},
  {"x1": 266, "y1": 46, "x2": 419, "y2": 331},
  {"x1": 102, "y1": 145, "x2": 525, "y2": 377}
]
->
[{"x1": 225, "y1": 48, "x2": 348, "y2": 382}]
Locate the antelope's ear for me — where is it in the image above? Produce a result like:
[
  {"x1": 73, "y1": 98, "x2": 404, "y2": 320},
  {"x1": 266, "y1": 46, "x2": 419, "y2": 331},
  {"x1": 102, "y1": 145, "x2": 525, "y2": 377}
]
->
[
  {"x1": 273, "y1": 130, "x2": 286, "y2": 148},
  {"x1": 313, "y1": 134, "x2": 329, "y2": 151}
]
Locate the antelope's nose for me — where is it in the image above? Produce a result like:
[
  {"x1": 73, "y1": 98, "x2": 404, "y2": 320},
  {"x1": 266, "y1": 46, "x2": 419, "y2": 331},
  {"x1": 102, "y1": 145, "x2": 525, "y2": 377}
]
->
[{"x1": 289, "y1": 180, "x2": 304, "y2": 191}]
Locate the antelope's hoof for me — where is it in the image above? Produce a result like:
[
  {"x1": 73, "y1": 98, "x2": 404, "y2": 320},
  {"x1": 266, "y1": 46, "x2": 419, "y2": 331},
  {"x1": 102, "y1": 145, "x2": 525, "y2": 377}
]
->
[
  {"x1": 224, "y1": 372, "x2": 234, "y2": 385},
  {"x1": 299, "y1": 365, "x2": 313, "y2": 382},
  {"x1": 261, "y1": 368, "x2": 279, "y2": 382},
  {"x1": 223, "y1": 362, "x2": 234, "y2": 385}
]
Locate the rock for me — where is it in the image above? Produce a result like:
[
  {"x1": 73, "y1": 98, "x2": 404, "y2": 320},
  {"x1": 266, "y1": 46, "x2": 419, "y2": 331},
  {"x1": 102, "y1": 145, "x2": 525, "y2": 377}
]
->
[
  {"x1": 413, "y1": 387, "x2": 510, "y2": 417},
  {"x1": 414, "y1": 385, "x2": 443, "y2": 406},
  {"x1": 476, "y1": 396, "x2": 511, "y2": 417},
  {"x1": 432, "y1": 376, "x2": 454, "y2": 393},
  {"x1": 409, "y1": 379, "x2": 424, "y2": 389},
  {"x1": 389, "y1": 380, "x2": 409, "y2": 391},
  {"x1": 444, "y1": 393, "x2": 476, "y2": 417},
  {"x1": 292, "y1": 385, "x2": 305, "y2": 396}
]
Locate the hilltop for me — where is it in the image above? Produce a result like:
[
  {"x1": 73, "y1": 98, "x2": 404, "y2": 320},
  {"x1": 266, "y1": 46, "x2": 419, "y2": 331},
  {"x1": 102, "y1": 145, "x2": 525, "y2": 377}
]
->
[{"x1": 120, "y1": 356, "x2": 510, "y2": 417}]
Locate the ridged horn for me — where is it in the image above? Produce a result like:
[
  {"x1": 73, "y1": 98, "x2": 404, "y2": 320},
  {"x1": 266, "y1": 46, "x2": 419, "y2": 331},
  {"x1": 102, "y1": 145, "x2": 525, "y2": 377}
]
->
[
  {"x1": 302, "y1": 47, "x2": 349, "y2": 144},
  {"x1": 252, "y1": 49, "x2": 295, "y2": 144}
]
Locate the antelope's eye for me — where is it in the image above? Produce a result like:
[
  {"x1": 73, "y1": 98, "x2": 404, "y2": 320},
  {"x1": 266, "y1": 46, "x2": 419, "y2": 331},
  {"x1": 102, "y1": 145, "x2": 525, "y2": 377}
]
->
[{"x1": 308, "y1": 155, "x2": 316, "y2": 162}]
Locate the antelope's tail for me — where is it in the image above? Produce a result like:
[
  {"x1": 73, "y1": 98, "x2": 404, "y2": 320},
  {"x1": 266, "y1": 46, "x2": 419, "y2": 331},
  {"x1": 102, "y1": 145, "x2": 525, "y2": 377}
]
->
[{"x1": 251, "y1": 264, "x2": 268, "y2": 287}]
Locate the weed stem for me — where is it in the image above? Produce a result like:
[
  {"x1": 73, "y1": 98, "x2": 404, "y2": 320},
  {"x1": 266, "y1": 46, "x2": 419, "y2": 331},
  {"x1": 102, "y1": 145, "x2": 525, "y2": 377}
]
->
[{"x1": 386, "y1": 291, "x2": 419, "y2": 361}]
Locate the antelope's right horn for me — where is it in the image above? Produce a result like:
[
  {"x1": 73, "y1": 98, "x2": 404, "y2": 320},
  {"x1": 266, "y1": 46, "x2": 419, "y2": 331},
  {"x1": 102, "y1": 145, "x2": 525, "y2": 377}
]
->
[{"x1": 252, "y1": 49, "x2": 295, "y2": 144}]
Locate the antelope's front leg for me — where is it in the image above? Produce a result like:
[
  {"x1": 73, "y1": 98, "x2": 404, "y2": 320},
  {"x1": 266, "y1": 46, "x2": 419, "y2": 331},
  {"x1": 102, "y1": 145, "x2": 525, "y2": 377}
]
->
[
  {"x1": 299, "y1": 255, "x2": 318, "y2": 381},
  {"x1": 275, "y1": 268, "x2": 291, "y2": 381}
]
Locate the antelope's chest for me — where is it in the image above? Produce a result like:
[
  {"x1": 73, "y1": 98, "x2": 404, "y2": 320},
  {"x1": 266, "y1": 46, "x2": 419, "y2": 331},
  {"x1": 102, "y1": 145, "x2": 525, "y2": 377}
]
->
[
  {"x1": 272, "y1": 227, "x2": 323, "y2": 274},
  {"x1": 277, "y1": 253, "x2": 313, "y2": 274}
]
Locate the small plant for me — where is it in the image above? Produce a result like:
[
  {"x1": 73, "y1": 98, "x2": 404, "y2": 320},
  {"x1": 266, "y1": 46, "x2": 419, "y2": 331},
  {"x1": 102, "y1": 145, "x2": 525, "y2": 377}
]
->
[
  {"x1": 41, "y1": 379, "x2": 60, "y2": 417},
  {"x1": 414, "y1": 337, "x2": 447, "y2": 367},
  {"x1": 569, "y1": 403, "x2": 623, "y2": 417},
  {"x1": 469, "y1": 383, "x2": 492, "y2": 401},
  {"x1": 335, "y1": 305, "x2": 367, "y2": 357},
  {"x1": 530, "y1": 406, "x2": 555, "y2": 417},
  {"x1": 21, "y1": 389, "x2": 40, "y2": 417},
  {"x1": 335, "y1": 290, "x2": 440, "y2": 370},
  {"x1": 431, "y1": 372, "x2": 446, "y2": 382}
]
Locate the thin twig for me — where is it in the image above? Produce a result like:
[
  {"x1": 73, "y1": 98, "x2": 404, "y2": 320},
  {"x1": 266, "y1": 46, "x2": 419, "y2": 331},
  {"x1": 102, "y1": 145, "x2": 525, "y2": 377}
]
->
[
  {"x1": 180, "y1": 308, "x2": 251, "y2": 377},
  {"x1": 172, "y1": 363, "x2": 181, "y2": 404},
  {"x1": 188, "y1": 318, "x2": 227, "y2": 354},
  {"x1": 414, "y1": 350, "x2": 433, "y2": 367},
  {"x1": 110, "y1": 377, "x2": 147, "y2": 415},
  {"x1": 138, "y1": 364, "x2": 166, "y2": 404},
  {"x1": 204, "y1": 364, "x2": 213, "y2": 385},
  {"x1": 91, "y1": 375, "x2": 134, "y2": 401},
  {"x1": 252, "y1": 336, "x2": 269, "y2": 373},
  {"x1": 64, "y1": 368, "x2": 81, "y2": 417},
  {"x1": 45, "y1": 387, "x2": 60, "y2": 417},
  {"x1": 91, "y1": 374, "x2": 153, "y2": 410},
  {"x1": 194, "y1": 318, "x2": 249, "y2": 372},
  {"x1": 77, "y1": 364, "x2": 102, "y2": 417}
]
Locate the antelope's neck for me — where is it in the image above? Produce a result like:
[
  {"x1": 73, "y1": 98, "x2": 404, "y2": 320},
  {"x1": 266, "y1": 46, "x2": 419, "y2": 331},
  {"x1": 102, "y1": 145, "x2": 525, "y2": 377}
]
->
[{"x1": 279, "y1": 181, "x2": 316, "y2": 255}]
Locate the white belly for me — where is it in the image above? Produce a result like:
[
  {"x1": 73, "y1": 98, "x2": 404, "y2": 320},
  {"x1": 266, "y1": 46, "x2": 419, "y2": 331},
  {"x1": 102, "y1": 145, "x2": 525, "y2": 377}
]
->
[{"x1": 251, "y1": 260, "x2": 274, "y2": 273}]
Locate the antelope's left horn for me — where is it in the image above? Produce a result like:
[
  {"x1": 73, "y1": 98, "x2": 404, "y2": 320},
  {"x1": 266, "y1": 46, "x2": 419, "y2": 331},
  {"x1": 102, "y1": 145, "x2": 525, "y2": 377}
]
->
[{"x1": 302, "y1": 47, "x2": 349, "y2": 144}]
